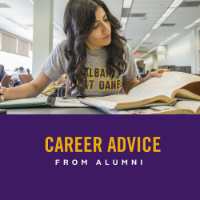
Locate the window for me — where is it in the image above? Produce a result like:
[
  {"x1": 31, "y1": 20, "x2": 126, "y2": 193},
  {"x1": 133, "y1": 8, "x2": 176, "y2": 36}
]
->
[
  {"x1": 0, "y1": 51, "x2": 32, "y2": 75},
  {"x1": 0, "y1": 32, "x2": 32, "y2": 74}
]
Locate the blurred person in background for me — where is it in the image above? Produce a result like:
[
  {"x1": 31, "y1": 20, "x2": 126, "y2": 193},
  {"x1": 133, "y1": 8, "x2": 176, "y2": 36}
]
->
[
  {"x1": 169, "y1": 67, "x2": 173, "y2": 71},
  {"x1": 11, "y1": 67, "x2": 27, "y2": 87},
  {"x1": 26, "y1": 68, "x2": 31, "y2": 74},
  {"x1": 137, "y1": 63, "x2": 143, "y2": 73},
  {"x1": 0, "y1": 64, "x2": 7, "y2": 84},
  {"x1": 14, "y1": 68, "x2": 18, "y2": 73},
  {"x1": 18, "y1": 67, "x2": 27, "y2": 74},
  {"x1": 10, "y1": 68, "x2": 18, "y2": 86}
]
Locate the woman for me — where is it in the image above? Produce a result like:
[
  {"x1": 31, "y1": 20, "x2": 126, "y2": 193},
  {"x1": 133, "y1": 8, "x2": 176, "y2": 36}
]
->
[
  {"x1": 0, "y1": 64, "x2": 7, "y2": 83},
  {"x1": 26, "y1": 68, "x2": 30, "y2": 74},
  {"x1": 0, "y1": 0, "x2": 168, "y2": 101},
  {"x1": 14, "y1": 67, "x2": 18, "y2": 72}
]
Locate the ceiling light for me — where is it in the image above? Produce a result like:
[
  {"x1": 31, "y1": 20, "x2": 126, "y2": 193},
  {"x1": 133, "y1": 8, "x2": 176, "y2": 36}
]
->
[
  {"x1": 157, "y1": 17, "x2": 167, "y2": 24},
  {"x1": 134, "y1": 33, "x2": 152, "y2": 51},
  {"x1": 0, "y1": 11, "x2": 28, "y2": 30},
  {"x1": 139, "y1": 39, "x2": 147, "y2": 45},
  {"x1": 144, "y1": 33, "x2": 151, "y2": 39},
  {"x1": 160, "y1": 33, "x2": 180, "y2": 45},
  {"x1": 123, "y1": 0, "x2": 133, "y2": 8},
  {"x1": 133, "y1": 46, "x2": 139, "y2": 53},
  {"x1": 138, "y1": 41, "x2": 144, "y2": 46},
  {"x1": 152, "y1": 17, "x2": 167, "y2": 30},
  {"x1": 0, "y1": 12, "x2": 6, "y2": 18},
  {"x1": 141, "y1": 53, "x2": 148, "y2": 58},
  {"x1": 171, "y1": 33, "x2": 179, "y2": 37},
  {"x1": 160, "y1": 41, "x2": 168, "y2": 45},
  {"x1": 184, "y1": 24, "x2": 196, "y2": 29},
  {"x1": 22, "y1": 0, "x2": 34, "y2": 9},
  {"x1": 8, "y1": 18, "x2": 29, "y2": 30},
  {"x1": 53, "y1": 22, "x2": 62, "y2": 30},
  {"x1": 148, "y1": 47, "x2": 156, "y2": 53},
  {"x1": 170, "y1": 0, "x2": 183, "y2": 8},
  {"x1": 152, "y1": 23, "x2": 161, "y2": 30},
  {"x1": 162, "y1": 7, "x2": 176, "y2": 18},
  {"x1": 121, "y1": 17, "x2": 128, "y2": 24},
  {"x1": 184, "y1": 18, "x2": 200, "y2": 29},
  {"x1": 193, "y1": 18, "x2": 200, "y2": 24}
]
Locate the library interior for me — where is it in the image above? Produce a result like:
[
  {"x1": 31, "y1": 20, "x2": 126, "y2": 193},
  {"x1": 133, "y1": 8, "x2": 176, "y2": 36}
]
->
[{"x1": 0, "y1": 0, "x2": 200, "y2": 114}]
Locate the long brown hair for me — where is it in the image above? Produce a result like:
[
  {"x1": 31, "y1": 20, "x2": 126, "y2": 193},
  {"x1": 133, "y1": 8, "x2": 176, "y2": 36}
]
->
[
  {"x1": 63, "y1": 0, "x2": 127, "y2": 95},
  {"x1": 0, "y1": 64, "x2": 5, "y2": 81}
]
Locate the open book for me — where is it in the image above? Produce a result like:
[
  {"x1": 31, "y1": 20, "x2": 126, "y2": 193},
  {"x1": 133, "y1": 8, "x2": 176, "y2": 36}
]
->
[
  {"x1": 0, "y1": 97, "x2": 89, "y2": 108},
  {"x1": 106, "y1": 100, "x2": 200, "y2": 115},
  {"x1": 81, "y1": 72, "x2": 200, "y2": 110}
]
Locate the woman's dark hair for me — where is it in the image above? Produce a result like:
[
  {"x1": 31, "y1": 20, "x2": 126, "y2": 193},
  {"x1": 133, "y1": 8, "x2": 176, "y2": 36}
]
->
[
  {"x1": 63, "y1": 0, "x2": 127, "y2": 95},
  {"x1": 0, "y1": 65, "x2": 4, "y2": 73},
  {"x1": 26, "y1": 68, "x2": 30, "y2": 74},
  {"x1": 19, "y1": 66, "x2": 24, "y2": 71},
  {"x1": 0, "y1": 64, "x2": 5, "y2": 82}
]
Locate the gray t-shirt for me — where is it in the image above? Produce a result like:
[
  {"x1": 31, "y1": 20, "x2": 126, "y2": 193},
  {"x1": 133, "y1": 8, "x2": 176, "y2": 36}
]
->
[{"x1": 42, "y1": 41, "x2": 139, "y2": 96}]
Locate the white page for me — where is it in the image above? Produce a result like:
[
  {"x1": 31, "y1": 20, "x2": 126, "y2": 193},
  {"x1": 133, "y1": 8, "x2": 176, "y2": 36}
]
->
[
  {"x1": 174, "y1": 101, "x2": 200, "y2": 113},
  {"x1": 128, "y1": 72, "x2": 200, "y2": 98},
  {"x1": 55, "y1": 97, "x2": 89, "y2": 107},
  {"x1": 85, "y1": 94, "x2": 167, "y2": 103},
  {"x1": 0, "y1": 97, "x2": 48, "y2": 106}
]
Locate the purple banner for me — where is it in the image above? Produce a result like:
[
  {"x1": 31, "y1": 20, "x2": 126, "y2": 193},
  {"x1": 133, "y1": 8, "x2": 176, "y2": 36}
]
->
[{"x1": 0, "y1": 115, "x2": 199, "y2": 200}]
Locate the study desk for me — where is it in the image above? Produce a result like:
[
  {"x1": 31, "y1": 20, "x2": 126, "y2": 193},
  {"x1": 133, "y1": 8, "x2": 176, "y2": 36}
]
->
[{"x1": 6, "y1": 107, "x2": 105, "y2": 114}]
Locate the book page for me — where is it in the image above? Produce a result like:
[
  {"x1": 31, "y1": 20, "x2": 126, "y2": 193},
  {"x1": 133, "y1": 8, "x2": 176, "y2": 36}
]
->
[
  {"x1": 55, "y1": 97, "x2": 89, "y2": 107},
  {"x1": 151, "y1": 106, "x2": 178, "y2": 111},
  {"x1": 114, "y1": 106, "x2": 193, "y2": 115},
  {"x1": 104, "y1": 110, "x2": 130, "y2": 114},
  {"x1": 0, "y1": 97, "x2": 48, "y2": 107},
  {"x1": 128, "y1": 72, "x2": 200, "y2": 98},
  {"x1": 126, "y1": 106, "x2": 177, "y2": 114},
  {"x1": 85, "y1": 94, "x2": 170, "y2": 103},
  {"x1": 174, "y1": 101, "x2": 200, "y2": 114}
]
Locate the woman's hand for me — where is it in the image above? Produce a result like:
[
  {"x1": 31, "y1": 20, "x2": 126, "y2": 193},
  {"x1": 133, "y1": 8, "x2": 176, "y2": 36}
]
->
[
  {"x1": 145, "y1": 69, "x2": 170, "y2": 81},
  {"x1": 123, "y1": 69, "x2": 170, "y2": 94},
  {"x1": 0, "y1": 71, "x2": 52, "y2": 101},
  {"x1": 0, "y1": 87, "x2": 7, "y2": 102}
]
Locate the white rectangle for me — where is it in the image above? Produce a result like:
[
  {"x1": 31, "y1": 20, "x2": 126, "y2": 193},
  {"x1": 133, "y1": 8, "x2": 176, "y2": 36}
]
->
[{"x1": 123, "y1": 0, "x2": 133, "y2": 8}]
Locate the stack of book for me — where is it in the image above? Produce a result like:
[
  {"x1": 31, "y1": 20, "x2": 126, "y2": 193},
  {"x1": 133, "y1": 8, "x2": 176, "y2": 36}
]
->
[
  {"x1": 81, "y1": 72, "x2": 200, "y2": 114},
  {"x1": 1, "y1": 72, "x2": 200, "y2": 114}
]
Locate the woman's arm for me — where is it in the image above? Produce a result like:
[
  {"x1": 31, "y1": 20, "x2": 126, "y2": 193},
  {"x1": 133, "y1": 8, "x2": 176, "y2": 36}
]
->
[
  {"x1": 123, "y1": 69, "x2": 170, "y2": 94},
  {"x1": 123, "y1": 77, "x2": 140, "y2": 94},
  {"x1": 55, "y1": 77, "x2": 67, "y2": 86},
  {"x1": 0, "y1": 71, "x2": 52, "y2": 101}
]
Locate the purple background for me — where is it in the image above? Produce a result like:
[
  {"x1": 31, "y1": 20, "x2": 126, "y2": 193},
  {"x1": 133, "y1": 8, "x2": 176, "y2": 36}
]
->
[{"x1": 0, "y1": 115, "x2": 199, "y2": 200}]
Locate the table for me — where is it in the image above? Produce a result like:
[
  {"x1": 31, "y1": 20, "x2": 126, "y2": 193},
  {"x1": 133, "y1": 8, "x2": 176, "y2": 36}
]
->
[{"x1": 6, "y1": 107, "x2": 105, "y2": 114}]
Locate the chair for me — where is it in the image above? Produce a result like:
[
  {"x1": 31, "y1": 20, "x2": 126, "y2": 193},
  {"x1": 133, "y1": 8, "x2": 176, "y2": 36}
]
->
[
  {"x1": 1, "y1": 75, "x2": 12, "y2": 88},
  {"x1": 19, "y1": 74, "x2": 34, "y2": 84},
  {"x1": 194, "y1": 74, "x2": 200, "y2": 77}
]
